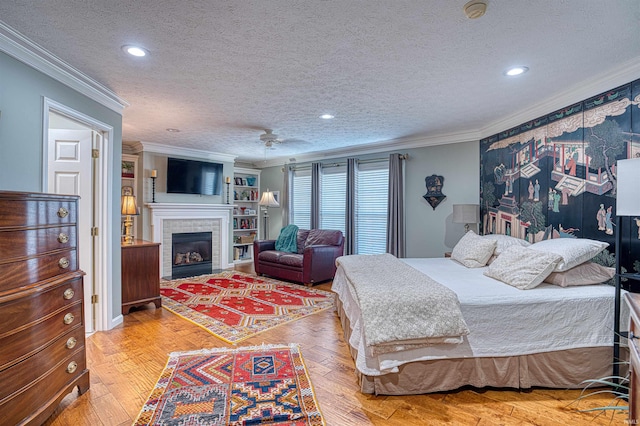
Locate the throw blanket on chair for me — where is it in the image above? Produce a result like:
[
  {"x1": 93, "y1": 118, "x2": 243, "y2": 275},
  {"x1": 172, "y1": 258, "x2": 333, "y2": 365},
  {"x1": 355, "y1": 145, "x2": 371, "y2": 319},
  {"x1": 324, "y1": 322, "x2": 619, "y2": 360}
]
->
[
  {"x1": 336, "y1": 253, "x2": 469, "y2": 352},
  {"x1": 275, "y1": 224, "x2": 299, "y2": 253}
]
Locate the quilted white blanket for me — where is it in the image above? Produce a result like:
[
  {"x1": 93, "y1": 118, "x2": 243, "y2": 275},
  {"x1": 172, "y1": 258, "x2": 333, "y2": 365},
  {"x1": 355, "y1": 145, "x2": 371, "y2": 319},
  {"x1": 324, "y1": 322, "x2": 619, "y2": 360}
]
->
[{"x1": 335, "y1": 254, "x2": 469, "y2": 350}]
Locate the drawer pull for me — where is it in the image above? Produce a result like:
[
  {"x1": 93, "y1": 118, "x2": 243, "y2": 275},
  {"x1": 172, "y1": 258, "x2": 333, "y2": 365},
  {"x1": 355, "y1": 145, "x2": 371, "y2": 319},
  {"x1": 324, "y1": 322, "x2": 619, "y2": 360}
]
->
[
  {"x1": 57, "y1": 207, "x2": 69, "y2": 218},
  {"x1": 66, "y1": 337, "x2": 77, "y2": 349},
  {"x1": 66, "y1": 361, "x2": 78, "y2": 374},
  {"x1": 63, "y1": 288, "x2": 75, "y2": 300},
  {"x1": 63, "y1": 313, "x2": 75, "y2": 325},
  {"x1": 58, "y1": 232, "x2": 70, "y2": 243},
  {"x1": 59, "y1": 257, "x2": 70, "y2": 269}
]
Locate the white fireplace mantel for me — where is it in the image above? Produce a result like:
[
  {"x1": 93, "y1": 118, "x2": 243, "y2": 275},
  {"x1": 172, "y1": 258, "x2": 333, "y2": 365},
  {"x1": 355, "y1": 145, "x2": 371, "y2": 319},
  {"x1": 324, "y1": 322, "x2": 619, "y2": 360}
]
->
[{"x1": 147, "y1": 203, "x2": 235, "y2": 275}]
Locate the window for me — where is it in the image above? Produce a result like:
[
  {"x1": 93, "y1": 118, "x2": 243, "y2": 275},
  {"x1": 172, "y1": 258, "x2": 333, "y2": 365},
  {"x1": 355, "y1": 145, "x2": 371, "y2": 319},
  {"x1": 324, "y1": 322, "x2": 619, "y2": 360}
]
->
[
  {"x1": 288, "y1": 158, "x2": 389, "y2": 254},
  {"x1": 291, "y1": 168, "x2": 311, "y2": 229},
  {"x1": 320, "y1": 165, "x2": 346, "y2": 235},
  {"x1": 355, "y1": 160, "x2": 388, "y2": 254}
]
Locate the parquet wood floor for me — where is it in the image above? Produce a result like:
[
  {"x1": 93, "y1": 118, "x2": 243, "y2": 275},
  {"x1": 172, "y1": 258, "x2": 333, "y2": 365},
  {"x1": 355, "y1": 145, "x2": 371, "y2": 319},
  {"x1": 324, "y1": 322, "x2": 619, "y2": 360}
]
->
[{"x1": 43, "y1": 264, "x2": 627, "y2": 425}]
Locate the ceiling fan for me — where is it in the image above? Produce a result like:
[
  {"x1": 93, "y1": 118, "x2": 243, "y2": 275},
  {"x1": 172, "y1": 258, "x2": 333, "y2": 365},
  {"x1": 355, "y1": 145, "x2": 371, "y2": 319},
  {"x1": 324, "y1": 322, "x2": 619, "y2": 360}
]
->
[{"x1": 259, "y1": 129, "x2": 282, "y2": 149}]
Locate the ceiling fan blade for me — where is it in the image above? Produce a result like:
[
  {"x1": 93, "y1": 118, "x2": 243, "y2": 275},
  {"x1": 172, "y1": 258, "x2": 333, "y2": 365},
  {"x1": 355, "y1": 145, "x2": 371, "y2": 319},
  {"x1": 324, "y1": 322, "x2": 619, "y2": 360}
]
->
[{"x1": 225, "y1": 123, "x2": 270, "y2": 131}]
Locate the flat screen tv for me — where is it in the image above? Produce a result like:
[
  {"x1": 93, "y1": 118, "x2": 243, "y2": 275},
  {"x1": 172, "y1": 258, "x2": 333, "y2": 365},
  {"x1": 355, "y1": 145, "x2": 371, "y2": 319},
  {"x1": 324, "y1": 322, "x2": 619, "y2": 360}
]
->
[{"x1": 166, "y1": 157, "x2": 223, "y2": 195}]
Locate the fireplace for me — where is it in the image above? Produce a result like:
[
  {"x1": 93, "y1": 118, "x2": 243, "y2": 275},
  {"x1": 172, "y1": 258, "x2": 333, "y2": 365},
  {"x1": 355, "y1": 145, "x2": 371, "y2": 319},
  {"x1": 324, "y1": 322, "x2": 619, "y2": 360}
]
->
[
  {"x1": 172, "y1": 232, "x2": 213, "y2": 278},
  {"x1": 147, "y1": 203, "x2": 234, "y2": 278}
]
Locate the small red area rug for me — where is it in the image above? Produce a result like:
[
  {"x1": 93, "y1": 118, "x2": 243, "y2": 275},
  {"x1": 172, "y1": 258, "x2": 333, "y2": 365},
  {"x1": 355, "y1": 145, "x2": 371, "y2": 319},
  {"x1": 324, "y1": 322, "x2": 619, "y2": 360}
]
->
[
  {"x1": 134, "y1": 344, "x2": 325, "y2": 426},
  {"x1": 160, "y1": 271, "x2": 334, "y2": 344}
]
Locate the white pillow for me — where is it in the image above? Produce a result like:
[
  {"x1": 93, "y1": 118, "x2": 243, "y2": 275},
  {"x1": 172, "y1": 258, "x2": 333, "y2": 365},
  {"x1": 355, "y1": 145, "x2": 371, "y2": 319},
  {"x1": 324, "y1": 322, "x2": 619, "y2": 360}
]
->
[
  {"x1": 529, "y1": 238, "x2": 609, "y2": 272},
  {"x1": 544, "y1": 262, "x2": 615, "y2": 287},
  {"x1": 451, "y1": 230, "x2": 496, "y2": 268},
  {"x1": 484, "y1": 245, "x2": 562, "y2": 290},
  {"x1": 481, "y1": 234, "x2": 531, "y2": 255}
]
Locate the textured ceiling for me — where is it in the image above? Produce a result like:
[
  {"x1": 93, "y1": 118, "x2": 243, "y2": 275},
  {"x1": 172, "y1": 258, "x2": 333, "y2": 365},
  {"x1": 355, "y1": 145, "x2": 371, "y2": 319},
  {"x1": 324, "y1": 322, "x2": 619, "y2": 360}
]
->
[{"x1": 1, "y1": 1, "x2": 639, "y2": 165}]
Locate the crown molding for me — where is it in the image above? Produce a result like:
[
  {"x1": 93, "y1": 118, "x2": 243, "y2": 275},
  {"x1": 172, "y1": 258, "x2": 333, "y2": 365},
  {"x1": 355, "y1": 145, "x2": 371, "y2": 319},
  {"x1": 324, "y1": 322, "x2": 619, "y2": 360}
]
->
[
  {"x1": 130, "y1": 141, "x2": 238, "y2": 163},
  {"x1": 479, "y1": 57, "x2": 640, "y2": 139},
  {"x1": 0, "y1": 21, "x2": 128, "y2": 114},
  {"x1": 255, "y1": 129, "x2": 481, "y2": 168}
]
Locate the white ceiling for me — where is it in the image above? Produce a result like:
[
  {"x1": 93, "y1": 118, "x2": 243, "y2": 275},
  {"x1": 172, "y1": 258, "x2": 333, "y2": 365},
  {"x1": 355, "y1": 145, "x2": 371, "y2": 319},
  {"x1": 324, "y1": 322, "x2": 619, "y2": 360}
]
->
[{"x1": 1, "y1": 1, "x2": 639, "y2": 166}]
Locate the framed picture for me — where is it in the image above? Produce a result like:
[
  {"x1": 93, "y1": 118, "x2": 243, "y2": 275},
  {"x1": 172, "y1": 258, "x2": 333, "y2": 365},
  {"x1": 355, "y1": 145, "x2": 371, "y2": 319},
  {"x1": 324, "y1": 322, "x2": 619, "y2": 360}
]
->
[
  {"x1": 122, "y1": 186, "x2": 134, "y2": 196},
  {"x1": 272, "y1": 191, "x2": 280, "y2": 204},
  {"x1": 122, "y1": 160, "x2": 135, "y2": 178},
  {"x1": 235, "y1": 177, "x2": 243, "y2": 185}
]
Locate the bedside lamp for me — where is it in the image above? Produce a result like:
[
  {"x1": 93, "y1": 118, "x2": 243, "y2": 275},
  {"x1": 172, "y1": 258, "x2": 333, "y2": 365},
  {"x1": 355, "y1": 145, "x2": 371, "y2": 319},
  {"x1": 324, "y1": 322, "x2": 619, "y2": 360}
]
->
[
  {"x1": 121, "y1": 194, "x2": 138, "y2": 245},
  {"x1": 613, "y1": 157, "x2": 640, "y2": 380},
  {"x1": 258, "y1": 189, "x2": 280, "y2": 240},
  {"x1": 616, "y1": 158, "x2": 640, "y2": 216},
  {"x1": 453, "y1": 204, "x2": 480, "y2": 233}
]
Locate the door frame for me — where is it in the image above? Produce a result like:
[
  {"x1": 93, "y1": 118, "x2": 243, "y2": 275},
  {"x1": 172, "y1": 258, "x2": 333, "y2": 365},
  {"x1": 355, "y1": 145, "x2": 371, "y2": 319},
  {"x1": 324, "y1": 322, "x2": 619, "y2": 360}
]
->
[{"x1": 42, "y1": 97, "x2": 115, "y2": 332}]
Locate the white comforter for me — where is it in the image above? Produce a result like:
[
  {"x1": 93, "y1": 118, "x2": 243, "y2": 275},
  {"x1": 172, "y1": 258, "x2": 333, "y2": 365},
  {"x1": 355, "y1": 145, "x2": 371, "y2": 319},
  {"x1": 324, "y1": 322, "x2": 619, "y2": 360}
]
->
[{"x1": 333, "y1": 257, "x2": 626, "y2": 376}]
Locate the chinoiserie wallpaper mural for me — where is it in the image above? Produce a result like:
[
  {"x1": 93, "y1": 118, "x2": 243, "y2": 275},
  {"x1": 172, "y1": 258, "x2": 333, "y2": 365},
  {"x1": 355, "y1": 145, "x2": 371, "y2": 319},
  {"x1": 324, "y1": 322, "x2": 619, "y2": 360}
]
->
[{"x1": 480, "y1": 78, "x2": 640, "y2": 275}]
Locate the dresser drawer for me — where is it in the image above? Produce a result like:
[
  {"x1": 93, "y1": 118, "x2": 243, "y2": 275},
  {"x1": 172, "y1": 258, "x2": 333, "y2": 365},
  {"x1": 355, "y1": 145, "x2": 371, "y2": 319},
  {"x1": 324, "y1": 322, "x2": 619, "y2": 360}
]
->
[
  {"x1": 0, "y1": 349, "x2": 86, "y2": 425},
  {"x1": 0, "y1": 278, "x2": 83, "y2": 338},
  {"x1": 0, "y1": 198, "x2": 77, "y2": 228},
  {"x1": 0, "y1": 326, "x2": 85, "y2": 401},
  {"x1": 0, "y1": 225, "x2": 77, "y2": 261},
  {"x1": 0, "y1": 301, "x2": 83, "y2": 371},
  {"x1": 0, "y1": 249, "x2": 78, "y2": 293}
]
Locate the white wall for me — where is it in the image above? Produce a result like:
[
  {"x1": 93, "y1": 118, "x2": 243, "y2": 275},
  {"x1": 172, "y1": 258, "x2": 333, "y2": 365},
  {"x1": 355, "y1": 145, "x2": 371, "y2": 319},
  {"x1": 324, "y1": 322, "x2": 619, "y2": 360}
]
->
[{"x1": 404, "y1": 141, "x2": 480, "y2": 257}]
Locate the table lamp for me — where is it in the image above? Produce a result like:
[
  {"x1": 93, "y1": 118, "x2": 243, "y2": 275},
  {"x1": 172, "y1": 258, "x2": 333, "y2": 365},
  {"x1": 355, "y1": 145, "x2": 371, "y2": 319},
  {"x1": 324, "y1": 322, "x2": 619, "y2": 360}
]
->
[
  {"x1": 453, "y1": 204, "x2": 480, "y2": 233},
  {"x1": 121, "y1": 194, "x2": 138, "y2": 245}
]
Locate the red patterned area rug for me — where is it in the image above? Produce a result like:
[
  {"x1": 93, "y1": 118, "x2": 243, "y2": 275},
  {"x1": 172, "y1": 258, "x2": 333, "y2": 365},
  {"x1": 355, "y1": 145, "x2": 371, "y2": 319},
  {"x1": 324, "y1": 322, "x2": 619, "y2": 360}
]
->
[
  {"x1": 134, "y1": 344, "x2": 325, "y2": 426},
  {"x1": 160, "y1": 271, "x2": 334, "y2": 344}
]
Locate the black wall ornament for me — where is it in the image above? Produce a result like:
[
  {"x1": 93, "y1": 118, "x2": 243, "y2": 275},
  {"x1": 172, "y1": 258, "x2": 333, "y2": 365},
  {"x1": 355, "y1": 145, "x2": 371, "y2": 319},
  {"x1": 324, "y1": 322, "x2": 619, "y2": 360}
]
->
[{"x1": 423, "y1": 174, "x2": 446, "y2": 210}]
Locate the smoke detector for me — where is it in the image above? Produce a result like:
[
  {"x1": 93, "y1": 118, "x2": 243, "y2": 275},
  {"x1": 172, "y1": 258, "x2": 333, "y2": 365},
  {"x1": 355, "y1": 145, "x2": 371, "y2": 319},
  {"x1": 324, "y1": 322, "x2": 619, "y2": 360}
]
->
[{"x1": 463, "y1": 1, "x2": 487, "y2": 19}]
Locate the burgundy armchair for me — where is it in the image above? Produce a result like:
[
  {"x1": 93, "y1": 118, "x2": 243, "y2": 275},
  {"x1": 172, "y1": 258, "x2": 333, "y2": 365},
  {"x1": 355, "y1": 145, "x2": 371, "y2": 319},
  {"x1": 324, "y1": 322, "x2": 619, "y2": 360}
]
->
[{"x1": 253, "y1": 229, "x2": 344, "y2": 286}]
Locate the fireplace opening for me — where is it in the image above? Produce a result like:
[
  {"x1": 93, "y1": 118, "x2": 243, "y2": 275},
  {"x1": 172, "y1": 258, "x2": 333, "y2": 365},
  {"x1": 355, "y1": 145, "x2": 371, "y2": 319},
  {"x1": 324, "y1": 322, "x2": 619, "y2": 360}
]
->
[{"x1": 172, "y1": 231, "x2": 213, "y2": 279}]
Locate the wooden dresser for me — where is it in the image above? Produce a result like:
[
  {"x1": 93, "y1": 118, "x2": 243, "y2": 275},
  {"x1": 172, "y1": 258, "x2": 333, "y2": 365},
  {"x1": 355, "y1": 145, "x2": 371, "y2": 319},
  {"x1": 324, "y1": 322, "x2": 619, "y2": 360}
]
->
[
  {"x1": 122, "y1": 239, "x2": 161, "y2": 315},
  {"x1": 627, "y1": 292, "x2": 640, "y2": 424},
  {"x1": 0, "y1": 191, "x2": 89, "y2": 425}
]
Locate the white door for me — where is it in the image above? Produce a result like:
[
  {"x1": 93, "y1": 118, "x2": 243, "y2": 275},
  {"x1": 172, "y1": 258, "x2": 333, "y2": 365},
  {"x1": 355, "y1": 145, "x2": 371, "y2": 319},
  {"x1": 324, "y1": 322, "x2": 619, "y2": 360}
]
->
[{"x1": 48, "y1": 128, "x2": 95, "y2": 333}]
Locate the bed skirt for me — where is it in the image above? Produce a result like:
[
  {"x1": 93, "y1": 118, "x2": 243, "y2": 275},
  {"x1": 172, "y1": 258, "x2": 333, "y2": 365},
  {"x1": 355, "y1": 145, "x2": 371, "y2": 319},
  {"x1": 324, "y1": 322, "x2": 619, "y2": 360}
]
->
[{"x1": 336, "y1": 297, "x2": 615, "y2": 395}]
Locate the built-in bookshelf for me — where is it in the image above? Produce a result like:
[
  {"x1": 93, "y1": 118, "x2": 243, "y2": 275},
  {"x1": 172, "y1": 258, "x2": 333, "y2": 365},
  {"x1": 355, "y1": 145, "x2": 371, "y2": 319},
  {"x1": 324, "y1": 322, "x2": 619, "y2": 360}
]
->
[
  {"x1": 233, "y1": 167, "x2": 261, "y2": 263},
  {"x1": 121, "y1": 153, "x2": 139, "y2": 241}
]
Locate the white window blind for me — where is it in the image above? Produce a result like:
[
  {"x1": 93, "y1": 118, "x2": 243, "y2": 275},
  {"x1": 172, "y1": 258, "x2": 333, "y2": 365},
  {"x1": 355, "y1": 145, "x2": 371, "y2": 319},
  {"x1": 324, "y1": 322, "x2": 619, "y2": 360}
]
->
[
  {"x1": 320, "y1": 165, "x2": 346, "y2": 235},
  {"x1": 291, "y1": 168, "x2": 311, "y2": 229},
  {"x1": 355, "y1": 160, "x2": 389, "y2": 254}
]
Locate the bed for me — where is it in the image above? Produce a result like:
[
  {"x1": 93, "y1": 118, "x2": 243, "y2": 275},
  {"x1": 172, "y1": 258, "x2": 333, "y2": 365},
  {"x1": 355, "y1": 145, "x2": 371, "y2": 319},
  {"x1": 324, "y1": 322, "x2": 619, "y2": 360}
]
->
[{"x1": 333, "y1": 235, "x2": 627, "y2": 395}]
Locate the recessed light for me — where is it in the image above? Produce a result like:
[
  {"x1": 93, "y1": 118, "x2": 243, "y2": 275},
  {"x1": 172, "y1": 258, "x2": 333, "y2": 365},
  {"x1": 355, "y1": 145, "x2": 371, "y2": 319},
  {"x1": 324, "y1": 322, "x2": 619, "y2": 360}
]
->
[
  {"x1": 504, "y1": 66, "x2": 529, "y2": 77},
  {"x1": 320, "y1": 114, "x2": 334, "y2": 120},
  {"x1": 122, "y1": 45, "x2": 148, "y2": 57},
  {"x1": 166, "y1": 128, "x2": 180, "y2": 132}
]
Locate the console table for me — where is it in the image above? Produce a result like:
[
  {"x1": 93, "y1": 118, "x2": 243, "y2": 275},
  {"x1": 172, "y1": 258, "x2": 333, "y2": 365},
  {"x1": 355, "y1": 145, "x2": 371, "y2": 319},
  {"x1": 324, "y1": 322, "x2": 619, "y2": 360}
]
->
[{"x1": 122, "y1": 239, "x2": 161, "y2": 315}]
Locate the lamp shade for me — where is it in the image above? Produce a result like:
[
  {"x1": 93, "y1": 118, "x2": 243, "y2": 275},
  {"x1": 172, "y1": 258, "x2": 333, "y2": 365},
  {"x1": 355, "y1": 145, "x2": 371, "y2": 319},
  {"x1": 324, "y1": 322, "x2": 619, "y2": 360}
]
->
[
  {"x1": 452, "y1": 204, "x2": 480, "y2": 224},
  {"x1": 616, "y1": 158, "x2": 640, "y2": 216},
  {"x1": 121, "y1": 195, "x2": 138, "y2": 215},
  {"x1": 259, "y1": 190, "x2": 280, "y2": 207}
]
